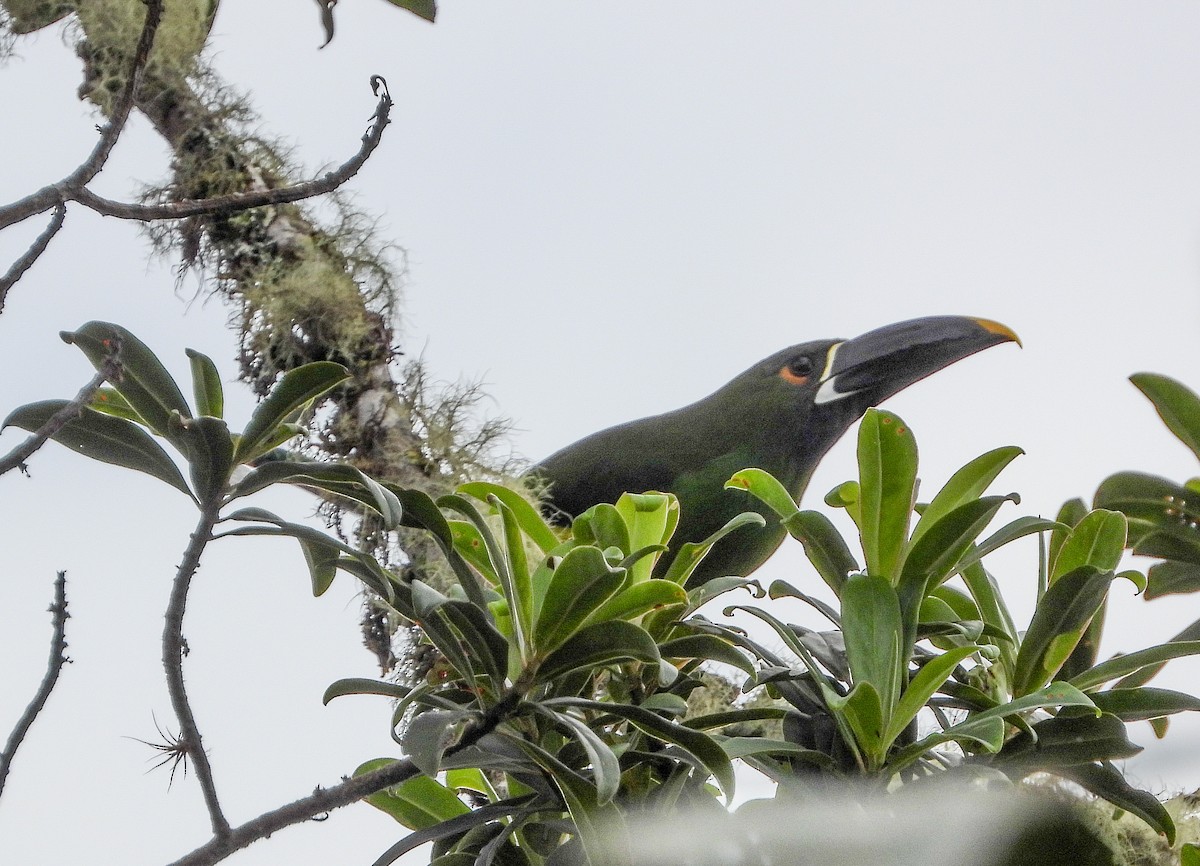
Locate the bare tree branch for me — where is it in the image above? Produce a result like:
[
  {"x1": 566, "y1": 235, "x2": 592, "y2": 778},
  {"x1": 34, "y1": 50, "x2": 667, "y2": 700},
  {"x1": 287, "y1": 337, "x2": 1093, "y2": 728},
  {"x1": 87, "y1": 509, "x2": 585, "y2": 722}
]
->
[
  {"x1": 165, "y1": 689, "x2": 521, "y2": 866},
  {"x1": 72, "y1": 80, "x2": 393, "y2": 222},
  {"x1": 0, "y1": 204, "x2": 66, "y2": 314},
  {"x1": 0, "y1": 349, "x2": 121, "y2": 478},
  {"x1": 0, "y1": 571, "x2": 70, "y2": 801},
  {"x1": 163, "y1": 501, "x2": 230, "y2": 838},
  {"x1": 0, "y1": 0, "x2": 163, "y2": 233}
]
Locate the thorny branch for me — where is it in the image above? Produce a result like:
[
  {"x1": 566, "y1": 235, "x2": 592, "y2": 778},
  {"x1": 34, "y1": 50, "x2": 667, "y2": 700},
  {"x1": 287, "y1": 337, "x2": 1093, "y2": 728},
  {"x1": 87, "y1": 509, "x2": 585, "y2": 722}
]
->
[
  {"x1": 0, "y1": 203, "x2": 65, "y2": 314},
  {"x1": 0, "y1": 348, "x2": 122, "y2": 477},
  {"x1": 163, "y1": 501, "x2": 230, "y2": 838},
  {"x1": 0, "y1": 0, "x2": 163, "y2": 233},
  {"x1": 166, "y1": 689, "x2": 523, "y2": 866},
  {"x1": 0, "y1": 571, "x2": 70, "y2": 801}
]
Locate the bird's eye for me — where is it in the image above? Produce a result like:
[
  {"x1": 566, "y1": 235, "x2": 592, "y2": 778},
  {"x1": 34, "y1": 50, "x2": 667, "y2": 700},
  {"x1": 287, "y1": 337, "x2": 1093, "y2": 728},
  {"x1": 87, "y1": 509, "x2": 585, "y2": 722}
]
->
[{"x1": 779, "y1": 356, "x2": 814, "y2": 384}]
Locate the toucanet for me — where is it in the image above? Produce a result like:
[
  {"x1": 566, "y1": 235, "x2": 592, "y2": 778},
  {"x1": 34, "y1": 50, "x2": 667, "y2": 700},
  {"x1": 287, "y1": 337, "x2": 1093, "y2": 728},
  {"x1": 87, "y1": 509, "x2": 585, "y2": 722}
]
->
[{"x1": 533, "y1": 316, "x2": 1019, "y2": 587}]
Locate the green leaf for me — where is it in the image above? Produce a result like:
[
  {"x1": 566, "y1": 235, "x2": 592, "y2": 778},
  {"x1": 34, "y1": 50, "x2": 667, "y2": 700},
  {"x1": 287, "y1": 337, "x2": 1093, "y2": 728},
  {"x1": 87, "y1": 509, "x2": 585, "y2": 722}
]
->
[
  {"x1": 323, "y1": 678, "x2": 412, "y2": 704},
  {"x1": 910, "y1": 446, "x2": 1024, "y2": 546},
  {"x1": 857, "y1": 409, "x2": 917, "y2": 582},
  {"x1": 1050, "y1": 509, "x2": 1127, "y2": 582},
  {"x1": 779, "y1": 510, "x2": 858, "y2": 595},
  {"x1": 614, "y1": 492, "x2": 679, "y2": 583},
  {"x1": 1012, "y1": 566, "x2": 1115, "y2": 696},
  {"x1": 300, "y1": 537, "x2": 340, "y2": 595},
  {"x1": 827, "y1": 681, "x2": 884, "y2": 760},
  {"x1": 1048, "y1": 498, "x2": 1088, "y2": 576},
  {"x1": 536, "y1": 620, "x2": 660, "y2": 682},
  {"x1": 639, "y1": 693, "x2": 690, "y2": 716},
  {"x1": 724, "y1": 468, "x2": 799, "y2": 520},
  {"x1": 3, "y1": 400, "x2": 193, "y2": 497},
  {"x1": 996, "y1": 712, "x2": 1142, "y2": 767},
  {"x1": 1071, "y1": 640, "x2": 1200, "y2": 690},
  {"x1": 1131, "y1": 372, "x2": 1200, "y2": 463},
  {"x1": 1146, "y1": 560, "x2": 1200, "y2": 599},
  {"x1": 436, "y1": 598, "x2": 511, "y2": 690},
  {"x1": 174, "y1": 415, "x2": 234, "y2": 502},
  {"x1": 586, "y1": 579, "x2": 687, "y2": 627},
  {"x1": 954, "y1": 516, "x2": 1067, "y2": 578},
  {"x1": 547, "y1": 697, "x2": 736, "y2": 804},
  {"x1": 1183, "y1": 843, "x2": 1200, "y2": 866},
  {"x1": 885, "y1": 645, "x2": 979, "y2": 745},
  {"x1": 232, "y1": 460, "x2": 402, "y2": 526},
  {"x1": 534, "y1": 546, "x2": 625, "y2": 654},
  {"x1": 494, "y1": 496, "x2": 533, "y2": 638},
  {"x1": 234, "y1": 361, "x2": 348, "y2": 462},
  {"x1": 62, "y1": 322, "x2": 191, "y2": 440},
  {"x1": 354, "y1": 759, "x2": 470, "y2": 830},
  {"x1": 661, "y1": 511, "x2": 767, "y2": 586},
  {"x1": 532, "y1": 707, "x2": 621, "y2": 805},
  {"x1": 824, "y1": 480, "x2": 862, "y2": 527},
  {"x1": 89, "y1": 387, "x2": 143, "y2": 422},
  {"x1": 185, "y1": 348, "x2": 224, "y2": 419},
  {"x1": 385, "y1": 0, "x2": 437, "y2": 24},
  {"x1": 1061, "y1": 762, "x2": 1175, "y2": 844},
  {"x1": 402, "y1": 709, "x2": 468, "y2": 776},
  {"x1": 840, "y1": 572, "x2": 903, "y2": 718},
  {"x1": 658, "y1": 634, "x2": 756, "y2": 680},
  {"x1": 439, "y1": 494, "x2": 520, "y2": 633},
  {"x1": 457, "y1": 481, "x2": 560, "y2": 553},
  {"x1": 717, "y1": 737, "x2": 834, "y2": 766},
  {"x1": 1089, "y1": 687, "x2": 1200, "y2": 721},
  {"x1": 901, "y1": 495, "x2": 1018, "y2": 590}
]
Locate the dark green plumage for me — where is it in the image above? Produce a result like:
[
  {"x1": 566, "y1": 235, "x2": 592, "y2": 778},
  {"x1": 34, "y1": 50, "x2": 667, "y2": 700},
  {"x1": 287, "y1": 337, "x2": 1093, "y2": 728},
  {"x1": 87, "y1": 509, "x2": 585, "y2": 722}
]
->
[{"x1": 533, "y1": 316, "x2": 1019, "y2": 587}]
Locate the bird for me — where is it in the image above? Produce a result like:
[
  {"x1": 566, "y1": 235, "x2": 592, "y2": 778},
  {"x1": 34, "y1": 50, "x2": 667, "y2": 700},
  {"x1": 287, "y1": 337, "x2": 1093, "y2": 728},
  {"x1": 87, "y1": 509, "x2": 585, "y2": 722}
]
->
[{"x1": 533, "y1": 316, "x2": 1019, "y2": 587}]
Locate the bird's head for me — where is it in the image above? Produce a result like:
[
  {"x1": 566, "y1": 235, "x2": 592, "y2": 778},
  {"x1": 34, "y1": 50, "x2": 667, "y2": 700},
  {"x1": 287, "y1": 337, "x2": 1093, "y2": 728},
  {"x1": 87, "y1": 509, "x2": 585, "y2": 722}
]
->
[{"x1": 712, "y1": 316, "x2": 1020, "y2": 487}]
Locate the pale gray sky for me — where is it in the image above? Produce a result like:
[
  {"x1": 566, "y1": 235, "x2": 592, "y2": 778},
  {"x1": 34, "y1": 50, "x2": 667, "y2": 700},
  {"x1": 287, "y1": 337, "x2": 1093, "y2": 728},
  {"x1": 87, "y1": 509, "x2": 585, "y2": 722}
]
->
[{"x1": 3, "y1": 3, "x2": 1200, "y2": 863}]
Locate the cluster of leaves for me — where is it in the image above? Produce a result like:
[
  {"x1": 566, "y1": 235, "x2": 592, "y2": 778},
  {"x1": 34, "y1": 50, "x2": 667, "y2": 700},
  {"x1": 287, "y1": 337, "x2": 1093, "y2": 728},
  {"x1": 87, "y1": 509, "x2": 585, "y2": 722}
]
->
[{"x1": 10, "y1": 323, "x2": 1200, "y2": 865}]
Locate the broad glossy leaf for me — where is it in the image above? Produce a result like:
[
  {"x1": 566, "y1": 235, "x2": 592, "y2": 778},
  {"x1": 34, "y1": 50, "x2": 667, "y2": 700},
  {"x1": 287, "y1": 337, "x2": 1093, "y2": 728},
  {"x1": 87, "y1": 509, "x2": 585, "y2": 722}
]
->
[
  {"x1": 534, "y1": 546, "x2": 625, "y2": 653},
  {"x1": 384, "y1": 0, "x2": 437, "y2": 24},
  {"x1": 910, "y1": 446, "x2": 1024, "y2": 546},
  {"x1": 185, "y1": 348, "x2": 224, "y2": 419},
  {"x1": 89, "y1": 387, "x2": 142, "y2": 422},
  {"x1": 235, "y1": 361, "x2": 348, "y2": 461},
  {"x1": 827, "y1": 680, "x2": 884, "y2": 759},
  {"x1": 1145, "y1": 559, "x2": 1200, "y2": 599},
  {"x1": 857, "y1": 409, "x2": 917, "y2": 581},
  {"x1": 437, "y1": 599, "x2": 510, "y2": 689},
  {"x1": 547, "y1": 696, "x2": 736, "y2": 804},
  {"x1": 439, "y1": 494, "x2": 517, "y2": 627},
  {"x1": 402, "y1": 708, "x2": 468, "y2": 776},
  {"x1": 62, "y1": 322, "x2": 191, "y2": 439},
  {"x1": 1094, "y1": 472, "x2": 1200, "y2": 544},
  {"x1": 1135, "y1": 530, "x2": 1200, "y2": 566},
  {"x1": 1089, "y1": 687, "x2": 1200, "y2": 721},
  {"x1": 457, "y1": 481, "x2": 560, "y2": 553},
  {"x1": 725, "y1": 468, "x2": 798, "y2": 519},
  {"x1": 954, "y1": 516, "x2": 1066, "y2": 577},
  {"x1": 1048, "y1": 498, "x2": 1088, "y2": 575},
  {"x1": 3, "y1": 400, "x2": 192, "y2": 497},
  {"x1": 1050, "y1": 509, "x2": 1127, "y2": 582},
  {"x1": 615, "y1": 492, "x2": 679, "y2": 583},
  {"x1": 536, "y1": 620, "x2": 660, "y2": 682},
  {"x1": 586, "y1": 579, "x2": 687, "y2": 626},
  {"x1": 885, "y1": 645, "x2": 979, "y2": 745},
  {"x1": 1012, "y1": 565, "x2": 1114, "y2": 696},
  {"x1": 824, "y1": 480, "x2": 862, "y2": 527},
  {"x1": 779, "y1": 510, "x2": 858, "y2": 595},
  {"x1": 1131, "y1": 372, "x2": 1200, "y2": 462},
  {"x1": 323, "y1": 678, "x2": 412, "y2": 704},
  {"x1": 996, "y1": 712, "x2": 1141, "y2": 767},
  {"x1": 354, "y1": 759, "x2": 470, "y2": 830},
  {"x1": 639, "y1": 693, "x2": 690, "y2": 715},
  {"x1": 1071, "y1": 640, "x2": 1200, "y2": 690},
  {"x1": 662, "y1": 511, "x2": 767, "y2": 586},
  {"x1": 685, "y1": 576, "x2": 764, "y2": 611},
  {"x1": 840, "y1": 572, "x2": 903, "y2": 715},
  {"x1": 1059, "y1": 762, "x2": 1175, "y2": 844},
  {"x1": 537, "y1": 707, "x2": 621, "y2": 805},
  {"x1": 658, "y1": 634, "x2": 756, "y2": 679},
  {"x1": 573, "y1": 502, "x2": 631, "y2": 554},
  {"x1": 174, "y1": 415, "x2": 234, "y2": 502},
  {"x1": 768, "y1": 579, "x2": 841, "y2": 626},
  {"x1": 232, "y1": 460, "x2": 402, "y2": 526},
  {"x1": 300, "y1": 537, "x2": 340, "y2": 596}
]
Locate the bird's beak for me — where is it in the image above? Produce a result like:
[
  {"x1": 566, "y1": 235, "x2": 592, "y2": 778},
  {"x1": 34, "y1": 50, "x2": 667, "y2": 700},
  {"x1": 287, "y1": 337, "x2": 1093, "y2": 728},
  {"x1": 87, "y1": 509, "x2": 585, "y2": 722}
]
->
[{"x1": 814, "y1": 316, "x2": 1020, "y2": 406}]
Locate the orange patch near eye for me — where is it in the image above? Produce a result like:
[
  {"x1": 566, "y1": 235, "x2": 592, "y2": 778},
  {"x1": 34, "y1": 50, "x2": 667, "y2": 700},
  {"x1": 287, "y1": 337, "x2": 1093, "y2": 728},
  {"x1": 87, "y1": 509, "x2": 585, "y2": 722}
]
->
[{"x1": 778, "y1": 366, "x2": 809, "y2": 385}]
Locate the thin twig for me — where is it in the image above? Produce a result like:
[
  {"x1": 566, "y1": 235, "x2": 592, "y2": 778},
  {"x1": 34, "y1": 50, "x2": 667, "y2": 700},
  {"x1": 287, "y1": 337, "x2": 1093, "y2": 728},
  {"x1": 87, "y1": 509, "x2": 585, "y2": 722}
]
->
[
  {"x1": 163, "y1": 501, "x2": 231, "y2": 838},
  {"x1": 0, "y1": 0, "x2": 163, "y2": 232},
  {"x1": 72, "y1": 82, "x2": 393, "y2": 222},
  {"x1": 0, "y1": 572, "x2": 71, "y2": 801},
  {"x1": 0, "y1": 203, "x2": 66, "y2": 313},
  {"x1": 167, "y1": 688, "x2": 521, "y2": 866},
  {"x1": 0, "y1": 350, "x2": 122, "y2": 478}
]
